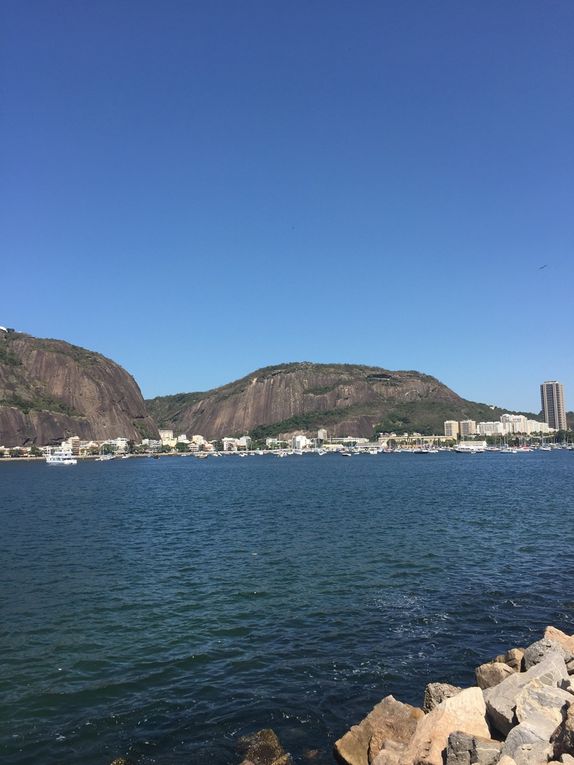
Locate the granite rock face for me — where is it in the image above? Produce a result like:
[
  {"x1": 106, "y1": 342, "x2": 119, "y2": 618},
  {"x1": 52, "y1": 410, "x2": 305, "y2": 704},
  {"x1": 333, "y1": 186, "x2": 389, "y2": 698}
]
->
[
  {"x1": 483, "y1": 652, "x2": 569, "y2": 736},
  {"x1": 445, "y1": 731, "x2": 502, "y2": 765},
  {"x1": 523, "y1": 639, "x2": 574, "y2": 672},
  {"x1": 398, "y1": 687, "x2": 490, "y2": 765},
  {"x1": 0, "y1": 333, "x2": 158, "y2": 446},
  {"x1": 146, "y1": 362, "x2": 489, "y2": 440},
  {"x1": 423, "y1": 683, "x2": 462, "y2": 712}
]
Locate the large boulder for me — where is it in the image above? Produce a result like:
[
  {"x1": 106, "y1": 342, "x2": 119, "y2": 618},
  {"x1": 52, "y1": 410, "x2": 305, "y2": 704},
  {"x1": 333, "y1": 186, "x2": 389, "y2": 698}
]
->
[
  {"x1": 484, "y1": 652, "x2": 569, "y2": 736},
  {"x1": 523, "y1": 638, "x2": 574, "y2": 672},
  {"x1": 500, "y1": 713, "x2": 555, "y2": 764},
  {"x1": 545, "y1": 626, "x2": 574, "y2": 655},
  {"x1": 515, "y1": 677, "x2": 572, "y2": 727},
  {"x1": 445, "y1": 731, "x2": 502, "y2": 765},
  {"x1": 334, "y1": 695, "x2": 424, "y2": 765},
  {"x1": 237, "y1": 729, "x2": 292, "y2": 765},
  {"x1": 393, "y1": 687, "x2": 489, "y2": 765},
  {"x1": 475, "y1": 662, "x2": 516, "y2": 690},
  {"x1": 423, "y1": 683, "x2": 462, "y2": 713}
]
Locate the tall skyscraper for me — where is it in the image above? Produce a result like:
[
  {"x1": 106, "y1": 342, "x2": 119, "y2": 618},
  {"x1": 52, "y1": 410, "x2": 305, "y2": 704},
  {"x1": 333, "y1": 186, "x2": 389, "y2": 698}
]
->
[{"x1": 540, "y1": 381, "x2": 567, "y2": 431}]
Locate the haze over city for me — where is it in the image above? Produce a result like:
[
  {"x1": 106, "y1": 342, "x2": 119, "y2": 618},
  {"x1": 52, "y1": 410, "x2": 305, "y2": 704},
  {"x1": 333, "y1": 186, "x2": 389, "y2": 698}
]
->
[{"x1": 2, "y1": 1, "x2": 572, "y2": 411}]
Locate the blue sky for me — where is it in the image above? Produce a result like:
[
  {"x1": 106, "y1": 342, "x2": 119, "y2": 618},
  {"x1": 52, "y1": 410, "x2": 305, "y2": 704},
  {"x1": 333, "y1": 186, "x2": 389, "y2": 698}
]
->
[{"x1": 2, "y1": 1, "x2": 573, "y2": 411}]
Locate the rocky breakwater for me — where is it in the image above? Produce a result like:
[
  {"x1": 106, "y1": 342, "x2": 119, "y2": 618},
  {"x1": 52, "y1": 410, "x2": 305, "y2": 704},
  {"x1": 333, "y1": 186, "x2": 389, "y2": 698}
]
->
[{"x1": 333, "y1": 626, "x2": 574, "y2": 765}]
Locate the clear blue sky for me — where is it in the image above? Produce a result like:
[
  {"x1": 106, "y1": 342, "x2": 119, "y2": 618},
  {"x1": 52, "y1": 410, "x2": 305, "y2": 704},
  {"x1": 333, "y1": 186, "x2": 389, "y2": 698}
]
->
[{"x1": 2, "y1": 1, "x2": 573, "y2": 411}]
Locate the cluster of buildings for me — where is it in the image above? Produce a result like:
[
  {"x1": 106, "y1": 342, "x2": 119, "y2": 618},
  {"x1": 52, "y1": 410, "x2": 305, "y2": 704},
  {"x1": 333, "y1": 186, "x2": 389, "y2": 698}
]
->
[
  {"x1": 0, "y1": 435, "x2": 132, "y2": 458},
  {"x1": 152, "y1": 429, "x2": 372, "y2": 452},
  {"x1": 444, "y1": 381, "x2": 568, "y2": 439}
]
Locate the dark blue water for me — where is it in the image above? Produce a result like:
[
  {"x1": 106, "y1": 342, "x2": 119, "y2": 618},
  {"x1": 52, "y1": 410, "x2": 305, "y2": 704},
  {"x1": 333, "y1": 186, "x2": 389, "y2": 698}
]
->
[{"x1": 1, "y1": 452, "x2": 574, "y2": 764}]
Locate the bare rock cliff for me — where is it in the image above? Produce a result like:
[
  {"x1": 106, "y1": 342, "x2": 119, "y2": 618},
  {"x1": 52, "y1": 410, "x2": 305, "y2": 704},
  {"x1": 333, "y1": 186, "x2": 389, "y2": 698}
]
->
[
  {"x1": 0, "y1": 332, "x2": 158, "y2": 446},
  {"x1": 146, "y1": 362, "x2": 506, "y2": 439}
]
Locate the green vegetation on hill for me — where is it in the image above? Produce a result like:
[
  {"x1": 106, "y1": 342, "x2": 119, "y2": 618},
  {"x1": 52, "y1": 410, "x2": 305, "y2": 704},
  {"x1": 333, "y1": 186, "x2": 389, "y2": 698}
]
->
[
  {"x1": 145, "y1": 391, "x2": 206, "y2": 427},
  {"x1": 144, "y1": 361, "x2": 548, "y2": 439},
  {"x1": 0, "y1": 394, "x2": 80, "y2": 417},
  {"x1": 374, "y1": 400, "x2": 545, "y2": 436}
]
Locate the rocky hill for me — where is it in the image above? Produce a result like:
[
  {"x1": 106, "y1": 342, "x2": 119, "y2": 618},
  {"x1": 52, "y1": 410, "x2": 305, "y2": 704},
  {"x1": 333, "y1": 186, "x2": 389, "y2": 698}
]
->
[
  {"x1": 0, "y1": 332, "x2": 158, "y2": 446},
  {"x1": 146, "y1": 362, "x2": 538, "y2": 440}
]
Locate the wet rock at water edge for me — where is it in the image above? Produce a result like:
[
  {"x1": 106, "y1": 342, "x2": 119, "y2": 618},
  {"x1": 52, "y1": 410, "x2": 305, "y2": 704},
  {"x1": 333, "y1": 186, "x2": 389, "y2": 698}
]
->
[
  {"x1": 334, "y1": 694, "x2": 423, "y2": 765},
  {"x1": 237, "y1": 728, "x2": 293, "y2": 765},
  {"x1": 423, "y1": 682, "x2": 462, "y2": 712},
  {"x1": 523, "y1": 638, "x2": 574, "y2": 672}
]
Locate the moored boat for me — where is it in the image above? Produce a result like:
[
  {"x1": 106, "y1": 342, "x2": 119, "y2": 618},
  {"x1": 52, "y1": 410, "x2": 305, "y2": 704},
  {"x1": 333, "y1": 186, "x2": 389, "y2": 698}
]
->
[{"x1": 46, "y1": 448, "x2": 77, "y2": 466}]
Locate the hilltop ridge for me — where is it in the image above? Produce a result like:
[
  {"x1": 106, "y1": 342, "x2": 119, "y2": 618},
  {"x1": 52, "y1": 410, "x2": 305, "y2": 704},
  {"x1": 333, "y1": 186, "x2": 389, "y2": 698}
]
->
[{"x1": 146, "y1": 361, "x2": 537, "y2": 440}]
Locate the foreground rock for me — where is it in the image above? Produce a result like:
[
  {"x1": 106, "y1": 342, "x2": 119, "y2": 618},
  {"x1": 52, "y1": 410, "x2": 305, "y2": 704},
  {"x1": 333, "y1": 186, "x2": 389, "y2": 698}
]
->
[
  {"x1": 483, "y1": 652, "x2": 569, "y2": 736},
  {"x1": 392, "y1": 687, "x2": 490, "y2": 765},
  {"x1": 333, "y1": 625, "x2": 574, "y2": 765},
  {"x1": 334, "y1": 695, "x2": 423, "y2": 765},
  {"x1": 237, "y1": 729, "x2": 293, "y2": 765}
]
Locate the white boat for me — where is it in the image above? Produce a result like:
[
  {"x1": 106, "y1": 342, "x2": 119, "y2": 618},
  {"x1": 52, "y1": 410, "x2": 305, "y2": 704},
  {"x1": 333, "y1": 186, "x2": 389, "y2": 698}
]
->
[
  {"x1": 96, "y1": 454, "x2": 114, "y2": 461},
  {"x1": 46, "y1": 448, "x2": 77, "y2": 465}
]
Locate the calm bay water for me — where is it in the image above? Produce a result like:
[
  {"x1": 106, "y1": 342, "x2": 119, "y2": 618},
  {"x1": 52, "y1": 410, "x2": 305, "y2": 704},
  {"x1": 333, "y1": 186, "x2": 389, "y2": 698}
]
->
[{"x1": 1, "y1": 452, "x2": 574, "y2": 764}]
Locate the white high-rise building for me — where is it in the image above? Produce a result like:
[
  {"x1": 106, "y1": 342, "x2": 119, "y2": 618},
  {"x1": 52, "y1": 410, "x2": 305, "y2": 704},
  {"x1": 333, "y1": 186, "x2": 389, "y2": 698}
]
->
[
  {"x1": 444, "y1": 421, "x2": 459, "y2": 438},
  {"x1": 459, "y1": 420, "x2": 477, "y2": 436}
]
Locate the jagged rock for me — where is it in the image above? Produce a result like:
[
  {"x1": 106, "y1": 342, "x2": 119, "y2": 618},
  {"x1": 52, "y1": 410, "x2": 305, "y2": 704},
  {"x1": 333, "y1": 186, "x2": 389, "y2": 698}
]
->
[
  {"x1": 561, "y1": 755, "x2": 574, "y2": 764},
  {"x1": 504, "y1": 649, "x2": 525, "y2": 672},
  {"x1": 501, "y1": 713, "x2": 556, "y2": 762},
  {"x1": 515, "y1": 677, "x2": 572, "y2": 727},
  {"x1": 423, "y1": 683, "x2": 463, "y2": 713},
  {"x1": 497, "y1": 758, "x2": 517, "y2": 765},
  {"x1": 545, "y1": 627, "x2": 574, "y2": 655},
  {"x1": 237, "y1": 729, "x2": 292, "y2": 765},
  {"x1": 334, "y1": 695, "x2": 423, "y2": 765},
  {"x1": 396, "y1": 687, "x2": 489, "y2": 765},
  {"x1": 475, "y1": 661, "x2": 516, "y2": 690},
  {"x1": 523, "y1": 639, "x2": 573, "y2": 672},
  {"x1": 445, "y1": 731, "x2": 502, "y2": 765},
  {"x1": 551, "y1": 704, "x2": 574, "y2": 760},
  {"x1": 484, "y1": 652, "x2": 569, "y2": 736}
]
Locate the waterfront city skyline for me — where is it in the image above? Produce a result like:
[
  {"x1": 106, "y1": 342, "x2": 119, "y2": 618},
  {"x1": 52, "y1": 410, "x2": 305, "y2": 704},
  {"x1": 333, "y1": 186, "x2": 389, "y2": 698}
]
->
[{"x1": 2, "y1": 1, "x2": 573, "y2": 412}]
